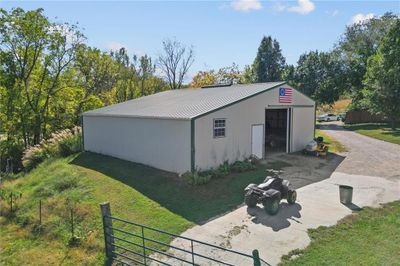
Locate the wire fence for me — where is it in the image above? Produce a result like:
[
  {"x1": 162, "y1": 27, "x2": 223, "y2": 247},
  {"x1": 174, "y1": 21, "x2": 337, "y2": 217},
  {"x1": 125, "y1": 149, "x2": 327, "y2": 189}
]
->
[{"x1": 0, "y1": 192, "x2": 81, "y2": 245}]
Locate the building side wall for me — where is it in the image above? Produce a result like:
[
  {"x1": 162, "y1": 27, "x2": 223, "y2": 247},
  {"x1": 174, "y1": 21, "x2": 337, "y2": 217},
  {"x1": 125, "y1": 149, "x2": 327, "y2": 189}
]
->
[
  {"x1": 194, "y1": 86, "x2": 315, "y2": 170},
  {"x1": 83, "y1": 116, "x2": 191, "y2": 174}
]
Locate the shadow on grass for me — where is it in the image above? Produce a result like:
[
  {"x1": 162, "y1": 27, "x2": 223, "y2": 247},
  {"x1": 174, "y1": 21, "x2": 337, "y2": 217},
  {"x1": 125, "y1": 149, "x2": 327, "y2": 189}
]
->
[{"x1": 71, "y1": 152, "x2": 269, "y2": 225}]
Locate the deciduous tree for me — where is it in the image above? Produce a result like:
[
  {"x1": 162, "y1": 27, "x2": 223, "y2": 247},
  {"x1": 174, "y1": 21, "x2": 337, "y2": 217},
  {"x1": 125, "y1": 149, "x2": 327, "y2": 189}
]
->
[
  {"x1": 338, "y1": 12, "x2": 397, "y2": 106},
  {"x1": 0, "y1": 8, "x2": 84, "y2": 145},
  {"x1": 364, "y1": 19, "x2": 400, "y2": 128},
  {"x1": 157, "y1": 39, "x2": 194, "y2": 90}
]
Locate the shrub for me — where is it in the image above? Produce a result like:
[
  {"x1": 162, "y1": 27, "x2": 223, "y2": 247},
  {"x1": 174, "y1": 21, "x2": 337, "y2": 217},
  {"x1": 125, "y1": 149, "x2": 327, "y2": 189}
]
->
[
  {"x1": 22, "y1": 127, "x2": 82, "y2": 171},
  {"x1": 231, "y1": 161, "x2": 246, "y2": 173},
  {"x1": 231, "y1": 159, "x2": 256, "y2": 173},
  {"x1": 217, "y1": 161, "x2": 231, "y2": 176},
  {"x1": 0, "y1": 172, "x2": 20, "y2": 182},
  {"x1": 22, "y1": 144, "x2": 57, "y2": 172},
  {"x1": 182, "y1": 171, "x2": 211, "y2": 185},
  {"x1": 182, "y1": 157, "x2": 258, "y2": 185},
  {"x1": 0, "y1": 138, "x2": 24, "y2": 173},
  {"x1": 16, "y1": 214, "x2": 31, "y2": 227},
  {"x1": 58, "y1": 135, "x2": 82, "y2": 157},
  {"x1": 203, "y1": 168, "x2": 225, "y2": 179}
]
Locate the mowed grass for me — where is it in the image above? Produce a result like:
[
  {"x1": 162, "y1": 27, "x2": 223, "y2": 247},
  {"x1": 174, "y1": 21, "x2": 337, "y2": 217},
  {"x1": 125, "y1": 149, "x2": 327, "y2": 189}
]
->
[
  {"x1": 315, "y1": 129, "x2": 347, "y2": 153},
  {"x1": 280, "y1": 201, "x2": 400, "y2": 266},
  {"x1": 344, "y1": 123, "x2": 400, "y2": 145},
  {"x1": 0, "y1": 152, "x2": 269, "y2": 265}
]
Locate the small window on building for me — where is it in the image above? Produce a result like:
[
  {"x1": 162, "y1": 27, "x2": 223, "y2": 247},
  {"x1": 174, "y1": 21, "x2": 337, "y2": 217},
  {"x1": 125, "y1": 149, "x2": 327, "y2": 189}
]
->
[{"x1": 214, "y1": 119, "x2": 226, "y2": 138}]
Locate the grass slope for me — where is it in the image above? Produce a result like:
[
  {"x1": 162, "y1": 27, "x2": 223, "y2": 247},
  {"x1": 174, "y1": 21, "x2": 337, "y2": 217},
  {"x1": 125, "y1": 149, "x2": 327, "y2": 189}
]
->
[
  {"x1": 0, "y1": 152, "x2": 270, "y2": 265},
  {"x1": 344, "y1": 123, "x2": 400, "y2": 145},
  {"x1": 317, "y1": 99, "x2": 352, "y2": 115},
  {"x1": 280, "y1": 201, "x2": 400, "y2": 266}
]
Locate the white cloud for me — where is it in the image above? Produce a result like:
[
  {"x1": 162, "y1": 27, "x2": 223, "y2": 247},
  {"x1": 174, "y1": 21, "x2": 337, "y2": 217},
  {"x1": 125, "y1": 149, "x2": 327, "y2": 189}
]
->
[
  {"x1": 105, "y1": 41, "x2": 128, "y2": 51},
  {"x1": 350, "y1": 13, "x2": 374, "y2": 25},
  {"x1": 230, "y1": 0, "x2": 263, "y2": 12},
  {"x1": 270, "y1": 0, "x2": 315, "y2": 15},
  {"x1": 287, "y1": 0, "x2": 315, "y2": 15}
]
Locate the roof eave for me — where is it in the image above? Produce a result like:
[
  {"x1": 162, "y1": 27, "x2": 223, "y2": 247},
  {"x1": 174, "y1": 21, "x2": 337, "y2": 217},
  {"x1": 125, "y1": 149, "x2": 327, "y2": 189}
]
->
[{"x1": 82, "y1": 113, "x2": 192, "y2": 121}]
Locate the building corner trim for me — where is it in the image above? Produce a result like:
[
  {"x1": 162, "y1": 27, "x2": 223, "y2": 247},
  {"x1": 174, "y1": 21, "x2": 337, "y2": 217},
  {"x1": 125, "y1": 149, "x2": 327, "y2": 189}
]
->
[{"x1": 190, "y1": 119, "x2": 195, "y2": 172}]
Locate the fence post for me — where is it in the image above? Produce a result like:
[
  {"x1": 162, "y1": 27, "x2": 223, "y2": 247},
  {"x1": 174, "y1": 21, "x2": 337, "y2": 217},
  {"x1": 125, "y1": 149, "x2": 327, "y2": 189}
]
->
[
  {"x1": 70, "y1": 208, "x2": 75, "y2": 238},
  {"x1": 10, "y1": 193, "x2": 13, "y2": 213},
  {"x1": 100, "y1": 202, "x2": 115, "y2": 260},
  {"x1": 39, "y1": 200, "x2": 42, "y2": 225},
  {"x1": 191, "y1": 239, "x2": 195, "y2": 265},
  {"x1": 252, "y1": 249, "x2": 261, "y2": 266},
  {"x1": 141, "y1": 226, "x2": 147, "y2": 264}
]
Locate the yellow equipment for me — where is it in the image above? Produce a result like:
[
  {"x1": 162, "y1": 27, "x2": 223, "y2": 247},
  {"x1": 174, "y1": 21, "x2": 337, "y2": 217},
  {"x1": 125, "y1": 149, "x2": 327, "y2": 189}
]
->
[{"x1": 303, "y1": 137, "x2": 329, "y2": 157}]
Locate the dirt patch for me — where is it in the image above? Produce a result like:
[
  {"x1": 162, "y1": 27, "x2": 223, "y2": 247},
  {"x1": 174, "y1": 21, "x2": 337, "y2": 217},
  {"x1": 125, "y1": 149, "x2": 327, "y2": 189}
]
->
[
  {"x1": 263, "y1": 152, "x2": 345, "y2": 189},
  {"x1": 219, "y1": 225, "x2": 249, "y2": 249}
]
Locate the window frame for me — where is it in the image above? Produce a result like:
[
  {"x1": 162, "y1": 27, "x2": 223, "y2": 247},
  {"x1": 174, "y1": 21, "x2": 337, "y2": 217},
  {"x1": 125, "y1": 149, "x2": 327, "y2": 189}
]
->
[{"x1": 213, "y1": 118, "x2": 226, "y2": 138}]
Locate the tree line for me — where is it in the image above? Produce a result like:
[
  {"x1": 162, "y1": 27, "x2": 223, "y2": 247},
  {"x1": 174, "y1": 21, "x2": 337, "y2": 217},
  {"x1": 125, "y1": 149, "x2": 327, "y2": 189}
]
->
[
  {"x1": 189, "y1": 13, "x2": 399, "y2": 128},
  {"x1": 0, "y1": 8, "x2": 194, "y2": 171},
  {"x1": 0, "y1": 8, "x2": 399, "y2": 172}
]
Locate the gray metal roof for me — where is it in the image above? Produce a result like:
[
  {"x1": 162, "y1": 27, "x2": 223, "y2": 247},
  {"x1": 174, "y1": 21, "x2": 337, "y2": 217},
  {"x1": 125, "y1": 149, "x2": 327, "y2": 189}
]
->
[{"x1": 83, "y1": 81, "x2": 286, "y2": 120}]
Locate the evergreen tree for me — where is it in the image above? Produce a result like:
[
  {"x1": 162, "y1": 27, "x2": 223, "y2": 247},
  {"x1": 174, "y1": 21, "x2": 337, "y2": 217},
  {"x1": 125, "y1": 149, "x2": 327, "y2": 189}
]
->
[{"x1": 252, "y1": 36, "x2": 286, "y2": 82}]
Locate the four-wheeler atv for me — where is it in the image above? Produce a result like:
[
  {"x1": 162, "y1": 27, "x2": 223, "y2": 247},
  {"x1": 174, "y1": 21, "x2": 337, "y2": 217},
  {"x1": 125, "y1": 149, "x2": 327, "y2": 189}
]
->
[{"x1": 244, "y1": 176, "x2": 297, "y2": 215}]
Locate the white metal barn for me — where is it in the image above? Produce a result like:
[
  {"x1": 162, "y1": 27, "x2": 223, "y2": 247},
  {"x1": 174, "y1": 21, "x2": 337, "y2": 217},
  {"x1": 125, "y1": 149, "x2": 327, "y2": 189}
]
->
[{"x1": 82, "y1": 82, "x2": 315, "y2": 174}]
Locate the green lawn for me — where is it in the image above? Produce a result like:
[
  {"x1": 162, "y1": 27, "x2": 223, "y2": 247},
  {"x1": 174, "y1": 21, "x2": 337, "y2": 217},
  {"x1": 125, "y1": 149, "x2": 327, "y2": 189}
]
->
[
  {"x1": 344, "y1": 123, "x2": 400, "y2": 145},
  {"x1": 315, "y1": 129, "x2": 347, "y2": 154},
  {"x1": 0, "y1": 152, "x2": 271, "y2": 265},
  {"x1": 280, "y1": 201, "x2": 400, "y2": 266}
]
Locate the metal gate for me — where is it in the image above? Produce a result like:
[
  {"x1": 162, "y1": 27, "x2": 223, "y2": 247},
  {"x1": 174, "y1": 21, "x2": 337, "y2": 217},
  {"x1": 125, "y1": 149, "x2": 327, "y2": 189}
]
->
[{"x1": 100, "y1": 202, "x2": 270, "y2": 266}]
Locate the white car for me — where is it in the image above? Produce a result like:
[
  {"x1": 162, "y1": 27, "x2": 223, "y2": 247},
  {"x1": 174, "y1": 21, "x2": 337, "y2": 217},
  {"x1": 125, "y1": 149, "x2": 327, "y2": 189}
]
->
[{"x1": 317, "y1": 113, "x2": 340, "y2": 122}]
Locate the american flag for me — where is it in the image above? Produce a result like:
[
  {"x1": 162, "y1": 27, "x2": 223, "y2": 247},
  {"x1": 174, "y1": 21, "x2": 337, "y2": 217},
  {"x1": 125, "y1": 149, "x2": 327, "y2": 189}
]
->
[{"x1": 279, "y1": 87, "x2": 292, "y2": 103}]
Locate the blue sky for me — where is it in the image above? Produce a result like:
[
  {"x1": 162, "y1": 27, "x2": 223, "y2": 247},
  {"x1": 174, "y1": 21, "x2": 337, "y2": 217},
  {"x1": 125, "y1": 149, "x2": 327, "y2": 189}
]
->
[{"x1": 1, "y1": 1, "x2": 399, "y2": 78}]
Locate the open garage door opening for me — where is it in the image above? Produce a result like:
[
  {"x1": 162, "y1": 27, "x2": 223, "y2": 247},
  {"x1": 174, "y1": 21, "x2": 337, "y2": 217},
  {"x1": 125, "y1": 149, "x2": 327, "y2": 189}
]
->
[{"x1": 265, "y1": 109, "x2": 288, "y2": 153}]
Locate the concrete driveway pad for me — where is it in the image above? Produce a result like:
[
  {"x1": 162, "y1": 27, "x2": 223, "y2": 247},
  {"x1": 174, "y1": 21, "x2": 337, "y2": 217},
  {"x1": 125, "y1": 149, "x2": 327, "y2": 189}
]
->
[{"x1": 158, "y1": 125, "x2": 400, "y2": 265}]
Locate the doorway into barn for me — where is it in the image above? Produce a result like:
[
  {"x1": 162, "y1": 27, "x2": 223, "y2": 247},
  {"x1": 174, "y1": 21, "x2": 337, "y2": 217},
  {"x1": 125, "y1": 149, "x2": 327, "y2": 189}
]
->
[{"x1": 265, "y1": 109, "x2": 288, "y2": 152}]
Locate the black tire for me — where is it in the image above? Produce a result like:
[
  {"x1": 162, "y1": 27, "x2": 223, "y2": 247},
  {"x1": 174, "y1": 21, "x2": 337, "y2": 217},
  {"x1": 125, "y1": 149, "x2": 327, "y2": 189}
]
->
[
  {"x1": 287, "y1": 190, "x2": 297, "y2": 204},
  {"x1": 263, "y1": 197, "x2": 280, "y2": 215},
  {"x1": 244, "y1": 191, "x2": 257, "y2": 208}
]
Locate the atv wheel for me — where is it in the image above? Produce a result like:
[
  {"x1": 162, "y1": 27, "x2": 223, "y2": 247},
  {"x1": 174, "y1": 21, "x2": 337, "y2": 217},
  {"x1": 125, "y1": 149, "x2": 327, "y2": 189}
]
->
[
  {"x1": 263, "y1": 198, "x2": 280, "y2": 215},
  {"x1": 287, "y1": 190, "x2": 297, "y2": 204},
  {"x1": 244, "y1": 192, "x2": 257, "y2": 208}
]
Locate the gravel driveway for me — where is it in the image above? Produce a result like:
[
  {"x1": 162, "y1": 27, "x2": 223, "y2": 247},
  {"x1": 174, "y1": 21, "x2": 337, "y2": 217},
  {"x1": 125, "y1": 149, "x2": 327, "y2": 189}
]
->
[
  {"x1": 155, "y1": 125, "x2": 400, "y2": 266},
  {"x1": 319, "y1": 123, "x2": 400, "y2": 179}
]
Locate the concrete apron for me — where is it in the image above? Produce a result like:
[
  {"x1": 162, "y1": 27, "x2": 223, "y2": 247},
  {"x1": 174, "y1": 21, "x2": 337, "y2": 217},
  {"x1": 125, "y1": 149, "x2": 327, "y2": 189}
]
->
[{"x1": 153, "y1": 172, "x2": 400, "y2": 266}]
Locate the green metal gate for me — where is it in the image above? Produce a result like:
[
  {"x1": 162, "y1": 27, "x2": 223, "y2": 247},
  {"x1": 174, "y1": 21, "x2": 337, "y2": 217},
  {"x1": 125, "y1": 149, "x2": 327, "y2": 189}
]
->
[{"x1": 100, "y1": 202, "x2": 270, "y2": 266}]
